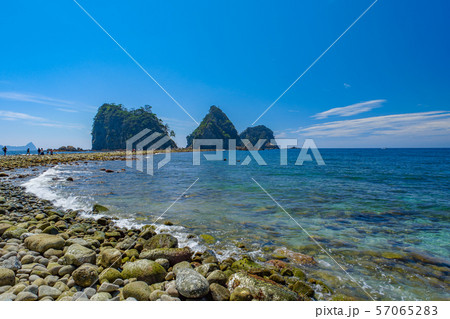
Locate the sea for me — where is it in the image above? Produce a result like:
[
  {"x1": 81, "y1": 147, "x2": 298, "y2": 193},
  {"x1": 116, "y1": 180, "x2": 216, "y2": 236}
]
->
[{"x1": 14, "y1": 148, "x2": 450, "y2": 300}]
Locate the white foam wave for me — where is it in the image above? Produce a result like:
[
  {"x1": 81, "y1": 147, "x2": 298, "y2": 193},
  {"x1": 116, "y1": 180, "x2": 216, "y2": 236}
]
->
[{"x1": 22, "y1": 166, "x2": 91, "y2": 212}]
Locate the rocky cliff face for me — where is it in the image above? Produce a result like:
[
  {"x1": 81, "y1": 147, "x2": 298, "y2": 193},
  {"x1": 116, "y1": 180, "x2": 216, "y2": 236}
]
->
[
  {"x1": 92, "y1": 104, "x2": 176, "y2": 150},
  {"x1": 186, "y1": 106, "x2": 240, "y2": 149},
  {"x1": 239, "y1": 125, "x2": 278, "y2": 149}
]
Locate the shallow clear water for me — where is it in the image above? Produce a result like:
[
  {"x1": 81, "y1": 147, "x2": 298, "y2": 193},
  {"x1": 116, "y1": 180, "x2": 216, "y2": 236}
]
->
[{"x1": 21, "y1": 149, "x2": 450, "y2": 300}]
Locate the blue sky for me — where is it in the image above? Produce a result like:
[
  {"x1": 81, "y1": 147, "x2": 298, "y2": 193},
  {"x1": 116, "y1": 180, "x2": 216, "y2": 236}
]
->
[{"x1": 0, "y1": 0, "x2": 449, "y2": 148}]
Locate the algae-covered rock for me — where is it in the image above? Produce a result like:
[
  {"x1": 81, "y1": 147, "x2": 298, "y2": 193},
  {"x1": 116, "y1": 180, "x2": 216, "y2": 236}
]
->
[
  {"x1": 93, "y1": 204, "x2": 109, "y2": 213},
  {"x1": 2, "y1": 226, "x2": 27, "y2": 239},
  {"x1": 99, "y1": 248, "x2": 122, "y2": 268},
  {"x1": 122, "y1": 281, "x2": 151, "y2": 301},
  {"x1": 199, "y1": 234, "x2": 216, "y2": 244},
  {"x1": 64, "y1": 244, "x2": 96, "y2": 266},
  {"x1": 209, "y1": 283, "x2": 230, "y2": 301},
  {"x1": 139, "y1": 248, "x2": 192, "y2": 266},
  {"x1": 292, "y1": 281, "x2": 314, "y2": 298},
  {"x1": 99, "y1": 268, "x2": 122, "y2": 284},
  {"x1": 144, "y1": 234, "x2": 178, "y2": 250},
  {"x1": 24, "y1": 234, "x2": 65, "y2": 253},
  {"x1": 72, "y1": 264, "x2": 99, "y2": 287},
  {"x1": 0, "y1": 268, "x2": 15, "y2": 286},
  {"x1": 121, "y1": 259, "x2": 166, "y2": 285},
  {"x1": 227, "y1": 272, "x2": 299, "y2": 301},
  {"x1": 274, "y1": 247, "x2": 316, "y2": 265}
]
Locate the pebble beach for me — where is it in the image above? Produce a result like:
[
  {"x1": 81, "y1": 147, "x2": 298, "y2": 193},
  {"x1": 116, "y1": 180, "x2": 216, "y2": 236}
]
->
[{"x1": 0, "y1": 152, "x2": 339, "y2": 301}]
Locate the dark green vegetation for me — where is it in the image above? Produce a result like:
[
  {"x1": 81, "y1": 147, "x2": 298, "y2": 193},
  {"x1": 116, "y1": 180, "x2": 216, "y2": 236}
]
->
[
  {"x1": 239, "y1": 125, "x2": 278, "y2": 149},
  {"x1": 92, "y1": 104, "x2": 176, "y2": 150},
  {"x1": 186, "y1": 106, "x2": 240, "y2": 149},
  {"x1": 187, "y1": 106, "x2": 277, "y2": 149}
]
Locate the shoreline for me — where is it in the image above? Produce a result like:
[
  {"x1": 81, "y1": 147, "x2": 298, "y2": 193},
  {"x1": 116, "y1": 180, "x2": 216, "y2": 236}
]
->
[{"x1": 0, "y1": 177, "x2": 345, "y2": 301}]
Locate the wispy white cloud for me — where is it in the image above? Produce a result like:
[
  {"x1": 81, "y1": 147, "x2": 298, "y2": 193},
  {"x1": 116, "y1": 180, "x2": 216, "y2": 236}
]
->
[
  {"x1": 56, "y1": 108, "x2": 79, "y2": 113},
  {"x1": 0, "y1": 92, "x2": 74, "y2": 107},
  {"x1": 0, "y1": 110, "x2": 83, "y2": 129},
  {"x1": 0, "y1": 91, "x2": 97, "y2": 112},
  {"x1": 296, "y1": 111, "x2": 450, "y2": 137},
  {"x1": 313, "y1": 99, "x2": 386, "y2": 119},
  {"x1": 0, "y1": 110, "x2": 46, "y2": 121},
  {"x1": 344, "y1": 83, "x2": 351, "y2": 89}
]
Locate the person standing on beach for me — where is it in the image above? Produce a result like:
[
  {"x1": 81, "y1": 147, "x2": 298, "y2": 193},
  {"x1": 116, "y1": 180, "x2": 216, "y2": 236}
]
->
[
  {"x1": 2, "y1": 146, "x2": 6, "y2": 156},
  {"x1": 26, "y1": 148, "x2": 30, "y2": 155}
]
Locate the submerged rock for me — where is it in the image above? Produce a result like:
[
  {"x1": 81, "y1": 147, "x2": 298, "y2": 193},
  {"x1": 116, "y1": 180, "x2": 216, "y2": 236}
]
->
[{"x1": 227, "y1": 272, "x2": 299, "y2": 301}]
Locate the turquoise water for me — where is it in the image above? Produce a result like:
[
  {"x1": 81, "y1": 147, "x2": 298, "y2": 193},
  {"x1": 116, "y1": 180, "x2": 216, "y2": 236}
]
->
[{"x1": 22, "y1": 149, "x2": 450, "y2": 300}]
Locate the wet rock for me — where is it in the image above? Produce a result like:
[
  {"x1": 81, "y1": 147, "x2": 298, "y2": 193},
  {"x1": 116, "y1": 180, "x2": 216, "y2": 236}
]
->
[
  {"x1": 122, "y1": 281, "x2": 151, "y2": 301},
  {"x1": 292, "y1": 281, "x2": 314, "y2": 298},
  {"x1": 72, "y1": 264, "x2": 98, "y2": 287},
  {"x1": 144, "y1": 234, "x2": 178, "y2": 250},
  {"x1": 274, "y1": 248, "x2": 316, "y2": 265},
  {"x1": 176, "y1": 268, "x2": 209, "y2": 299},
  {"x1": 228, "y1": 273, "x2": 299, "y2": 301},
  {"x1": 199, "y1": 234, "x2": 216, "y2": 244},
  {"x1": 24, "y1": 234, "x2": 65, "y2": 253},
  {"x1": 121, "y1": 259, "x2": 166, "y2": 285},
  {"x1": 93, "y1": 204, "x2": 109, "y2": 213}
]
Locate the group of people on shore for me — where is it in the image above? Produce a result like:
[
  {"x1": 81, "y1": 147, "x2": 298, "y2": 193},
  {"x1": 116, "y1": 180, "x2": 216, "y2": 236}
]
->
[{"x1": 2, "y1": 146, "x2": 54, "y2": 156}]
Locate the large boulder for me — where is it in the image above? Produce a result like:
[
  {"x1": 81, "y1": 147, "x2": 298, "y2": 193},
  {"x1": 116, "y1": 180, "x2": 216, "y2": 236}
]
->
[
  {"x1": 64, "y1": 244, "x2": 96, "y2": 266},
  {"x1": 122, "y1": 281, "x2": 151, "y2": 301},
  {"x1": 0, "y1": 268, "x2": 15, "y2": 286},
  {"x1": 24, "y1": 234, "x2": 65, "y2": 253},
  {"x1": 144, "y1": 234, "x2": 178, "y2": 250},
  {"x1": 121, "y1": 260, "x2": 166, "y2": 285},
  {"x1": 99, "y1": 248, "x2": 122, "y2": 268},
  {"x1": 176, "y1": 268, "x2": 209, "y2": 299},
  {"x1": 227, "y1": 272, "x2": 299, "y2": 301},
  {"x1": 72, "y1": 264, "x2": 99, "y2": 287},
  {"x1": 139, "y1": 248, "x2": 192, "y2": 266}
]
